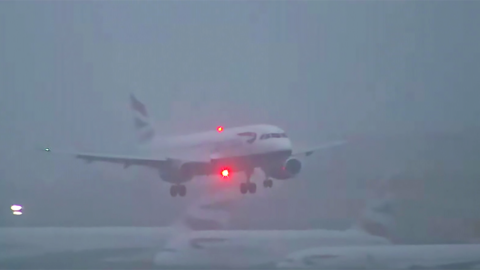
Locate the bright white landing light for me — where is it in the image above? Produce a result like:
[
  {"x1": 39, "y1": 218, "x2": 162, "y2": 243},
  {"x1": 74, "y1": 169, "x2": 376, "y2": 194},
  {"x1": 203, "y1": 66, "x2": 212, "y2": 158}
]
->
[{"x1": 11, "y1": 205, "x2": 22, "y2": 211}]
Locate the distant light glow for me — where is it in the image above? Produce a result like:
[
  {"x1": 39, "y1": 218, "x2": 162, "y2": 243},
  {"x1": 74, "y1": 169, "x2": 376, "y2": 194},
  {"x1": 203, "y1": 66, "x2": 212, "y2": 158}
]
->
[
  {"x1": 44, "y1": 148, "x2": 50, "y2": 152},
  {"x1": 12, "y1": 211, "x2": 22, "y2": 216},
  {"x1": 221, "y1": 169, "x2": 230, "y2": 178},
  {"x1": 11, "y1": 205, "x2": 22, "y2": 211},
  {"x1": 217, "y1": 126, "x2": 224, "y2": 133}
]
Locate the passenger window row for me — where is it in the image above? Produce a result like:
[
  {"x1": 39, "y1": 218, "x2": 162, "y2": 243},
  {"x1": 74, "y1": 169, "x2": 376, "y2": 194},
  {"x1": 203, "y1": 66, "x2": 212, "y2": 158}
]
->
[{"x1": 260, "y1": 133, "x2": 288, "y2": 140}]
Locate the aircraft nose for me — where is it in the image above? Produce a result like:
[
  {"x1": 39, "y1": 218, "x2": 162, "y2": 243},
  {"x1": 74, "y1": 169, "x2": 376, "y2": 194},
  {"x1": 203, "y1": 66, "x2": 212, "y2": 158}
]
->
[{"x1": 273, "y1": 134, "x2": 291, "y2": 148}]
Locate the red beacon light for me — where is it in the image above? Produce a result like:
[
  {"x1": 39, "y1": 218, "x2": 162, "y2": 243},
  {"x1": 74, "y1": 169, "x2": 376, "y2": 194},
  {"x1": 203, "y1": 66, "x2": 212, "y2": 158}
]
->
[
  {"x1": 217, "y1": 126, "x2": 224, "y2": 133},
  {"x1": 221, "y1": 168, "x2": 230, "y2": 178}
]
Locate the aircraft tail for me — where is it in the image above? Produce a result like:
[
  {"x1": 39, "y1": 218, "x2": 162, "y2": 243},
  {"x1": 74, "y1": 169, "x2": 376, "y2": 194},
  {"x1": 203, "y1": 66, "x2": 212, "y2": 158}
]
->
[
  {"x1": 130, "y1": 94, "x2": 156, "y2": 144},
  {"x1": 348, "y1": 171, "x2": 399, "y2": 243}
]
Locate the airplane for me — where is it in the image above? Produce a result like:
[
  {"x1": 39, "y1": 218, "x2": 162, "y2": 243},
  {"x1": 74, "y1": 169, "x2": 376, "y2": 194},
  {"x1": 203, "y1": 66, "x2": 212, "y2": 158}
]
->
[
  {"x1": 42, "y1": 94, "x2": 347, "y2": 197},
  {"x1": 276, "y1": 244, "x2": 480, "y2": 269},
  {"x1": 152, "y1": 176, "x2": 398, "y2": 269}
]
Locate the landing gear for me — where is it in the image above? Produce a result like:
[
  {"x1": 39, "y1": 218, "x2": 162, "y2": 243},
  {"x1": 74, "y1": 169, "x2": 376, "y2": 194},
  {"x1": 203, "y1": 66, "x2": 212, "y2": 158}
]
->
[
  {"x1": 170, "y1": 184, "x2": 187, "y2": 197},
  {"x1": 240, "y1": 182, "x2": 257, "y2": 194},
  {"x1": 263, "y1": 179, "x2": 273, "y2": 188},
  {"x1": 240, "y1": 167, "x2": 257, "y2": 194}
]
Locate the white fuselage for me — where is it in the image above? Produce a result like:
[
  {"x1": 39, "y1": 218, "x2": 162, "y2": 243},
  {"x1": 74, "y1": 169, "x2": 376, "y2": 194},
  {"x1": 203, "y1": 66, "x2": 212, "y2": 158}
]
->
[
  {"x1": 153, "y1": 229, "x2": 390, "y2": 268},
  {"x1": 277, "y1": 244, "x2": 480, "y2": 269},
  {"x1": 150, "y1": 124, "x2": 293, "y2": 161}
]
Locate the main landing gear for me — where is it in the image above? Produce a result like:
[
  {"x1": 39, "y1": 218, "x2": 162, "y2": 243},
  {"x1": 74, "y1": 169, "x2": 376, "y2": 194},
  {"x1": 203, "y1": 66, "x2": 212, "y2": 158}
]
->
[
  {"x1": 239, "y1": 169, "x2": 275, "y2": 194},
  {"x1": 170, "y1": 184, "x2": 186, "y2": 197},
  {"x1": 240, "y1": 182, "x2": 256, "y2": 194},
  {"x1": 240, "y1": 167, "x2": 259, "y2": 194},
  {"x1": 239, "y1": 179, "x2": 273, "y2": 194},
  {"x1": 263, "y1": 179, "x2": 273, "y2": 188}
]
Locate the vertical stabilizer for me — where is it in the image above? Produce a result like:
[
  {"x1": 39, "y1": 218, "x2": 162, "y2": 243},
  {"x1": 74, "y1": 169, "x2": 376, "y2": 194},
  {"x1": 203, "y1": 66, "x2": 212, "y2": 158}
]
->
[{"x1": 130, "y1": 94, "x2": 156, "y2": 144}]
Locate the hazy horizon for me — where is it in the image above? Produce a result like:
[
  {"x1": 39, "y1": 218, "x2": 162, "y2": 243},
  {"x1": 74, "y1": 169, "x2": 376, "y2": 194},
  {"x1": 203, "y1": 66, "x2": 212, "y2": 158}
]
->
[{"x1": 1, "y1": 1, "x2": 480, "y2": 245}]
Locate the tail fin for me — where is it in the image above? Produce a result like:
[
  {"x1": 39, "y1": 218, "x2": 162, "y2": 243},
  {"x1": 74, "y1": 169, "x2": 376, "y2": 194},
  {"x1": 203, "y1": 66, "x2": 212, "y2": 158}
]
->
[
  {"x1": 130, "y1": 94, "x2": 155, "y2": 144},
  {"x1": 349, "y1": 171, "x2": 399, "y2": 242}
]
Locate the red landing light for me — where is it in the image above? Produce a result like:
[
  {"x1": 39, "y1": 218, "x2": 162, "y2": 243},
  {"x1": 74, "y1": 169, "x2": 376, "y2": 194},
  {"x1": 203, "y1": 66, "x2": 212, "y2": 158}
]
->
[
  {"x1": 217, "y1": 126, "x2": 224, "y2": 133},
  {"x1": 221, "y1": 169, "x2": 230, "y2": 178}
]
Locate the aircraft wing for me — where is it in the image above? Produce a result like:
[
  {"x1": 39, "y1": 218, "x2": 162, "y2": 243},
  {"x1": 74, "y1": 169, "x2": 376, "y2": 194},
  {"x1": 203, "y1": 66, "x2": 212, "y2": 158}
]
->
[
  {"x1": 292, "y1": 140, "x2": 347, "y2": 157},
  {"x1": 41, "y1": 148, "x2": 210, "y2": 169}
]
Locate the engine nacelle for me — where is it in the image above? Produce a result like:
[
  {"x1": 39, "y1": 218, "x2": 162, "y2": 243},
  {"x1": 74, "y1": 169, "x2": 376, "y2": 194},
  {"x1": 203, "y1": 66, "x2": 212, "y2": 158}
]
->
[
  {"x1": 269, "y1": 157, "x2": 302, "y2": 180},
  {"x1": 159, "y1": 160, "x2": 196, "y2": 184}
]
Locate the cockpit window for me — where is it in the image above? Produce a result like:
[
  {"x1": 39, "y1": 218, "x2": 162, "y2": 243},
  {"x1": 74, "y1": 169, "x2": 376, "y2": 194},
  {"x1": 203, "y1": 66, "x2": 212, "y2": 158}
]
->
[{"x1": 260, "y1": 133, "x2": 288, "y2": 140}]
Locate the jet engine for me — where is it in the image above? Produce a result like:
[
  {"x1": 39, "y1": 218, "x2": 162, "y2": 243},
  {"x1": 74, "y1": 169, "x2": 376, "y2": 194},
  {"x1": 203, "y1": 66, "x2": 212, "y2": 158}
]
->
[
  {"x1": 159, "y1": 160, "x2": 196, "y2": 184},
  {"x1": 269, "y1": 157, "x2": 302, "y2": 180}
]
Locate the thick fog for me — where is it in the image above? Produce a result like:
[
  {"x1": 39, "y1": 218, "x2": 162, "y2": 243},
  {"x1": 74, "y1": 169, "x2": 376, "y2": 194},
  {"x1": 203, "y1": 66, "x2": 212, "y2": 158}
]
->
[{"x1": 1, "y1": 1, "x2": 480, "y2": 244}]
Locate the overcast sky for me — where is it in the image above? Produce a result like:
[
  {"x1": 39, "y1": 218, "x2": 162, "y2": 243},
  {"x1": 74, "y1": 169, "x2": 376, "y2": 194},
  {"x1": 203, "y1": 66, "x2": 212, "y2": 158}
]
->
[{"x1": 1, "y1": 1, "x2": 480, "y2": 233}]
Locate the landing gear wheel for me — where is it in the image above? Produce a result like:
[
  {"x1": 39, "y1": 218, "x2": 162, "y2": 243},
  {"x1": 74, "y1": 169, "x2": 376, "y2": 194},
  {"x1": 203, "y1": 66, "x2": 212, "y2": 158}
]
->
[
  {"x1": 170, "y1": 186, "x2": 178, "y2": 197},
  {"x1": 240, "y1": 183, "x2": 248, "y2": 194},
  {"x1": 178, "y1": 185, "x2": 187, "y2": 197},
  {"x1": 263, "y1": 179, "x2": 273, "y2": 188},
  {"x1": 248, "y1": 182, "x2": 257, "y2": 194},
  {"x1": 240, "y1": 167, "x2": 257, "y2": 194}
]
